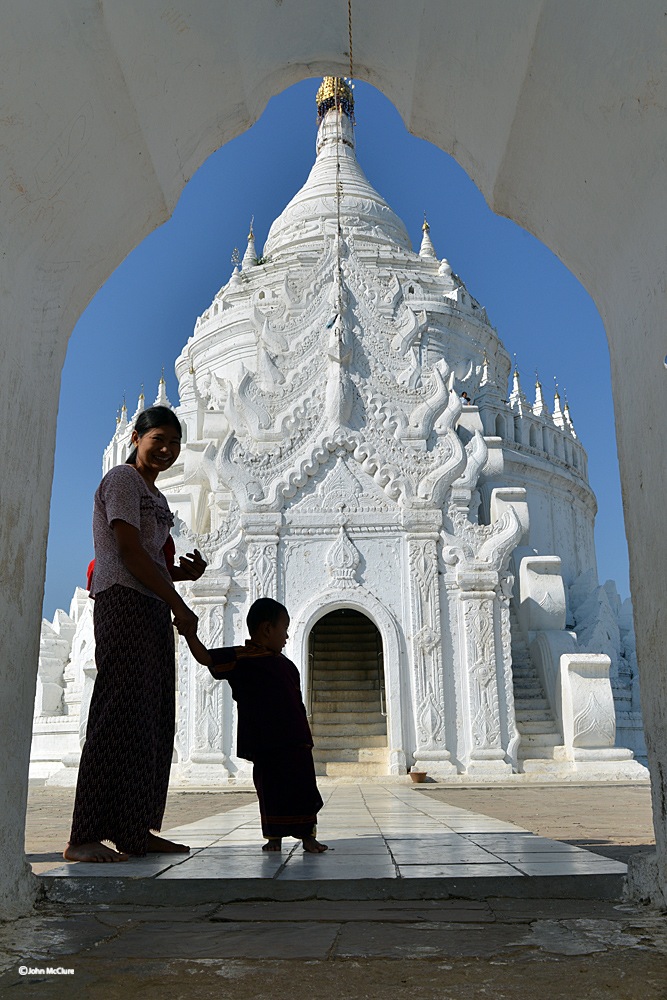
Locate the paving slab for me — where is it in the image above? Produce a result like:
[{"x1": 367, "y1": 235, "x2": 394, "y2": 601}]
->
[
  {"x1": 90, "y1": 920, "x2": 340, "y2": 960},
  {"x1": 39, "y1": 784, "x2": 627, "y2": 904}
]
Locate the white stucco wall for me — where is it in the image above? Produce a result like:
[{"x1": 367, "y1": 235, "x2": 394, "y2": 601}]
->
[{"x1": 2, "y1": 1, "x2": 666, "y2": 913}]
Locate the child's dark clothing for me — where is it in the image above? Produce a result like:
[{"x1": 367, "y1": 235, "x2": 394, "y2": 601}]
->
[{"x1": 209, "y1": 640, "x2": 323, "y2": 840}]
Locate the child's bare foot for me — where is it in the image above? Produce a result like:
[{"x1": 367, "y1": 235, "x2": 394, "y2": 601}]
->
[
  {"x1": 303, "y1": 836, "x2": 328, "y2": 853},
  {"x1": 63, "y1": 841, "x2": 129, "y2": 863},
  {"x1": 262, "y1": 838, "x2": 282, "y2": 852}
]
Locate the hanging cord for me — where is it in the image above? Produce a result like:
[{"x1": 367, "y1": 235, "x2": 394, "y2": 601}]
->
[
  {"x1": 334, "y1": 77, "x2": 344, "y2": 317},
  {"x1": 334, "y1": 0, "x2": 354, "y2": 319}
]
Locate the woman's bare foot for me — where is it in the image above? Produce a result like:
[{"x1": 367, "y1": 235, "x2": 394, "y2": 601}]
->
[
  {"x1": 63, "y1": 841, "x2": 129, "y2": 863},
  {"x1": 303, "y1": 836, "x2": 328, "y2": 853},
  {"x1": 262, "y1": 838, "x2": 282, "y2": 852},
  {"x1": 115, "y1": 833, "x2": 191, "y2": 856},
  {"x1": 144, "y1": 833, "x2": 190, "y2": 853}
]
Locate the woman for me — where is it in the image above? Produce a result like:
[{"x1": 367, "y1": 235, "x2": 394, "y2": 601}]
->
[{"x1": 64, "y1": 406, "x2": 205, "y2": 862}]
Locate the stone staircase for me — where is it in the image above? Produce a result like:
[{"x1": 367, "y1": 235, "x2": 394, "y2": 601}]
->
[
  {"x1": 309, "y1": 609, "x2": 388, "y2": 777},
  {"x1": 510, "y1": 607, "x2": 564, "y2": 771}
]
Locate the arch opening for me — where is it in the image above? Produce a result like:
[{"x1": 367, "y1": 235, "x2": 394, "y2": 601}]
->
[{"x1": 308, "y1": 609, "x2": 388, "y2": 778}]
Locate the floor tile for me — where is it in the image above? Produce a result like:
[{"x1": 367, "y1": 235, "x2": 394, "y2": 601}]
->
[{"x1": 397, "y1": 863, "x2": 519, "y2": 878}]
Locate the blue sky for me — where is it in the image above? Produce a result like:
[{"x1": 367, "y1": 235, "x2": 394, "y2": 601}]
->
[{"x1": 43, "y1": 78, "x2": 629, "y2": 620}]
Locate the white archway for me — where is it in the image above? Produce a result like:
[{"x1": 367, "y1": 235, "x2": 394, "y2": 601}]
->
[{"x1": 2, "y1": 2, "x2": 667, "y2": 913}]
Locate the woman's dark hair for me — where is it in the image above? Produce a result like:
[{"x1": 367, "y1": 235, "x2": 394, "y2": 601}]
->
[
  {"x1": 246, "y1": 598, "x2": 288, "y2": 635},
  {"x1": 126, "y1": 406, "x2": 182, "y2": 465}
]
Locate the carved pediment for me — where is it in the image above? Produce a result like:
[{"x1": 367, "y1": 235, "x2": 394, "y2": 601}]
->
[{"x1": 290, "y1": 455, "x2": 396, "y2": 514}]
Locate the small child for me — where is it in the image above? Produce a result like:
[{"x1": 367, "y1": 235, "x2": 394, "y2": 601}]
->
[{"x1": 179, "y1": 597, "x2": 328, "y2": 853}]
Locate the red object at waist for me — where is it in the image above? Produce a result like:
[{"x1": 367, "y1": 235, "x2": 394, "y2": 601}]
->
[{"x1": 87, "y1": 533, "x2": 176, "y2": 592}]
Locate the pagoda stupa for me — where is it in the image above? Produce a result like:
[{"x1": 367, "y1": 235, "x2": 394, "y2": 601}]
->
[{"x1": 32, "y1": 79, "x2": 646, "y2": 785}]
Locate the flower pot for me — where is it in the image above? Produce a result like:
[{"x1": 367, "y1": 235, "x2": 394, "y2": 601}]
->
[{"x1": 410, "y1": 771, "x2": 427, "y2": 783}]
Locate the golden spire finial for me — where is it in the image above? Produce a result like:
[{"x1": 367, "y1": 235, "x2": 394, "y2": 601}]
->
[
  {"x1": 422, "y1": 212, "x2": 430, "y2": 233},
  {"x1": 248, "y1": 215, "x2": 254, "y2": 240},
  {"x1": 316, "y1": 76, "x2": 355, "y2": 123}
]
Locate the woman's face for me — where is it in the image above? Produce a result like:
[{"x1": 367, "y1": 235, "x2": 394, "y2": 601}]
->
[{"x1": 132, "y1": 425, "x2": 181, "y2": 476}]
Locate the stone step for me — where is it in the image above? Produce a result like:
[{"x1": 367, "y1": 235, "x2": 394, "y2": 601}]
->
[
  {"x1": 512, "y1": 677, "x2": 542, "y2": 689},
  {"x1": 311, "y1": 711, "x2": 386, "y2": 726},
  {"x1": 311, "y1": 721, "x2": 387, "y2": 738},
  {"x1": 314, "y1": 760, "x2": 387, "y2": 777},
  {"x1": 512, "y1": 668, "x2": 539, "y2": 679},
  {"x1": 311, "y1": 747, "x2": 388, "y2": 763},
  {"x1": 310, "y1": 667, "x2": 380, "y2": 680},
  {"x1": 517, "y1": 720, "x2": 559, "y2": 734},
  {"x1": 311, "y1": 653, "x2": 378, "y2": 673},
  {"x1": 515, "y1": 710, "x2": 553, "y2": 723},
  {"x1": 519, "y1": 732, "x2": 561, "y2": 747},
  {"x1": 518, "y1": 746, "x2": 562, "y2": 761},
  {"x1": 314, "y1": 679, "x2": 380, "y2": 691},
  {"x1": 311, "y1": 699, "x2": 381, "y2": 713},
  {"x1": 312, "y1": 694, "x2": 381, "y2": 708},
  {"x1": 514, "y1": 698, "x2": 549, "y2": 711},
  {"x1": 315, "y1": 734, "x2": 388, "y2": 749}
]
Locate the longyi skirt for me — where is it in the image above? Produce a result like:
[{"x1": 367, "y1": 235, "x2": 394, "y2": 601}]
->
[
  {"x1": 69, "y1": 584, "x2": 175, "y2": 855},
  {"x1": 252, "y1": 746, "x2": 323, "y2": 840}
]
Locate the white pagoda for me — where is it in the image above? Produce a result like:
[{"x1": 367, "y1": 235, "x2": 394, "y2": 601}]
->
[{"x1": 32, "y1": 79, "x2": 646, "y2": 784}]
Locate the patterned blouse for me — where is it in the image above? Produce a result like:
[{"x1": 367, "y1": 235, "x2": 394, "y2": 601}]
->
[{"x1": 90, "y1": 464, "x2": 174, "y2": 601}]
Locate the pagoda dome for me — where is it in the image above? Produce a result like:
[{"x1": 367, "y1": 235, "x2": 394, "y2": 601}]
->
[{"x1": 263, "y1": 78, "x2": 411, "y2": 259}]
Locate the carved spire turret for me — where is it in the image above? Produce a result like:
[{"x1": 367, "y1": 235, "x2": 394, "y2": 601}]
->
[
  {"x1": 242, "y1": 217, "x2": 257, "y2": 271},
  {"x1": 130, "y1": 385, "x2": 145, "y2": 424},
  {"x1": 509, "y1": 360, "x2": 528, "y2": 411},
  {"x1": 118, "y1": 398, "x2": 128, "y2": 433},
  {"x1": 154, "y1": 370, "x2": 172, "y2": 408},
  {"x1": 419, "y1": 215, "x2": 437, "y2": 259},
  {"x1": 533, "y1": 373, "x2": 549, "y2": 417},
  {"x1": 552, "y1": 379, "x2": 564, "y2": 428}
]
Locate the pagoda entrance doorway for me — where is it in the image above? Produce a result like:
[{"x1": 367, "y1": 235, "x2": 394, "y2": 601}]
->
[{"x1": 308, "y1": 608, "x2": 388, "y2": 777}]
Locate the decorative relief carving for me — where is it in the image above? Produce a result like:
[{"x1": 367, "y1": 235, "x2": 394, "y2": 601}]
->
[
  {"x1": 464, "y1": 598, "x2": 502, "y2": 751},
  {"x1": 408, "y1": 537, "x2": 448, "y2": 754},
  {"x1": 326, "y1": 526, "x2": 360, "y2": 589},
  {"x1": 247, "y1": 542, "x2": 278, "y2": 602}
]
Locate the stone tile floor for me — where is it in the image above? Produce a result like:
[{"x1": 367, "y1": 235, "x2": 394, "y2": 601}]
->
[
  {"x1": 41, "y1": 784, "x2": 626, "y2": 886},
  {"x1": 4, "y1": 784, "x2": 666, "y2": 998}
]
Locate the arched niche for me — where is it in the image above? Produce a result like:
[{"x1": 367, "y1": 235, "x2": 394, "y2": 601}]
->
[{"x1": 290, "y1": 588, "x2": 408, "y2": 775}]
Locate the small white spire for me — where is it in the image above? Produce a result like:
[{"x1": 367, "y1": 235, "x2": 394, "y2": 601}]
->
[
  {"x1": 242, "y1": 217, "x2": 257, "y2": 271},
  {"x1": 533, "y1": 372, "x2": 549, "y2": 417},
  {"x1": 553, "y1": 378, "x2": 564, "y2": 427},
  {"x1": 509, "y1": 363, "x2": 523, "y2": 405},
  {"x1": 419, "y1": 215, "x2": 437, "y2": 259},
  {"x1": 131, "y1": 385, "x2": 145, "y2": 423},
  {"x1": 117, "y1": 398, "x2": 128, "y2": 434},
  {"x1": 154, "y1": 369, "x2": 172, "y2": 408}
]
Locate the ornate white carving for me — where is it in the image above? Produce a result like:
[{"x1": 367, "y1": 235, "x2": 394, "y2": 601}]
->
[
  {"x1": 465, "y1": 598, "x2": 502, "y2": 751},
  {"x1": 326, "y1": 526, "x2": 360, "y2": 588},
  {"x1": 408, "y1": 536, "x2": 449, "y2": 757}
]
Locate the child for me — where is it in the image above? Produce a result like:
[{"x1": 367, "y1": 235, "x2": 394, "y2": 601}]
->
[{"x1": 180, "y1": 597, "x2": 328, "y2": 853}]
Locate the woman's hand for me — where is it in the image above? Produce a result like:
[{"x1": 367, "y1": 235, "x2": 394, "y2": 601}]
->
[
  {"x1": 179, "y1": 548, "x2": 207, "y2": 579},
  {"x1": 171, "y1": 549, "x2": 208, "y2": 581}
]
